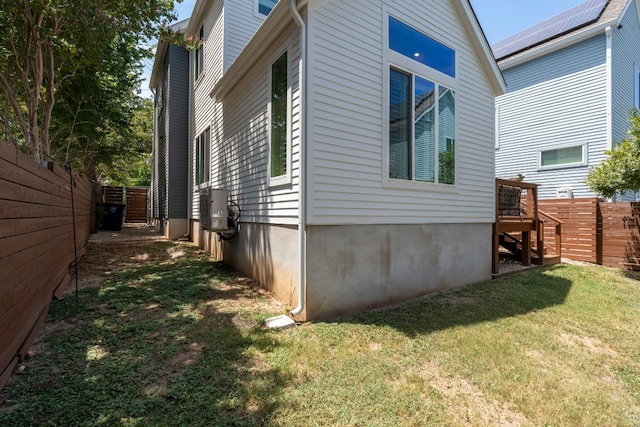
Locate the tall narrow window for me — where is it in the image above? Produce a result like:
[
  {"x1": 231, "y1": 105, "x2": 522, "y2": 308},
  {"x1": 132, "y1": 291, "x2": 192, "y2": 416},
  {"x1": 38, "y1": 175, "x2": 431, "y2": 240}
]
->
[
  {"x1": 195, "y1": 128, "x2": 210, "y2": 185},
  {"x1": 414, "y1": 75, "x2": 435, "y2": 182},
  {"x1": 270, "y1": 52, "x2": 288, "y2": 181},
  {"x1": 438, "y1": 87, "x2": 455, "y2": 184},
  {"x1": 389, "y1": 69, "x2": 412, "y2": 180},
  {"x1": 194, "y1": 25, "x2": 204, "y2": 81}
]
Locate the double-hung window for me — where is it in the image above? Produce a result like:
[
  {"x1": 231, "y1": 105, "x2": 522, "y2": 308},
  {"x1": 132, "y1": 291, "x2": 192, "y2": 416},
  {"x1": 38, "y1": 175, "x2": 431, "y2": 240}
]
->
[
  {"x1": 195, "y1": 128, "x2": 210, "y2": 185},
  {"x1": 387, "y1": 16, "x2": 456, "y2": 185},
  {"x1": 268, "y1": 50, "x2": 291, "y2": 185},
  {"x1": 194, "y1": 25, "x2": 204, "y2": 82}
]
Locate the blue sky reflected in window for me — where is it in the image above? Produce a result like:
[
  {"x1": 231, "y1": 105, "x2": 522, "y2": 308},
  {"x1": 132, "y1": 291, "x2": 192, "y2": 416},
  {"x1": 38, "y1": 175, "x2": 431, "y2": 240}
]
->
[
  {"x1": 389, "y1": 16, "x2": 455, "y2": 78},
  {"x1": 259, "y1": 0, "x2": 278, "y2": 16}
]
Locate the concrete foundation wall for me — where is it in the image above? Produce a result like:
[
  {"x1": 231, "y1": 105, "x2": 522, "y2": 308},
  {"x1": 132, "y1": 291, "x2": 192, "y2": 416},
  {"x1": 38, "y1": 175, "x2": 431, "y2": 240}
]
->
[
  {"x1": 164, "y1": 218, "x2": 189, "y2": 240},
  {"x1": 305, "y1": 223, "x2": 493, "y2": 319},
  {"x1": 195, "y1": 221, "x2": 299, "y2": 307}
]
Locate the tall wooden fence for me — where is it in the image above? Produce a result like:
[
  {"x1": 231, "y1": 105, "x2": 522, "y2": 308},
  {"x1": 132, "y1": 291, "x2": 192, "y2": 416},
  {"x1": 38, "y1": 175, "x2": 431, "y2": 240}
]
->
[
  {"x1": 539, "y1": 198, "x2": 640, "y2": 269},
  {"x1": 0, "y1": 142, "x2": 92, "y2": 390},
  {"x1": 538, "y1": 198, "x2": 601, "y2": 264},
  {"x1": 101, "y1": 185, "x2": 149, "y2": 223}
]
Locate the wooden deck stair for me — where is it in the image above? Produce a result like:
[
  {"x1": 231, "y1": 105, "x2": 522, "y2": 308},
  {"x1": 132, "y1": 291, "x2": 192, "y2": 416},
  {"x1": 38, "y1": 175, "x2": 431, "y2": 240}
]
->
[{"x1": 492, "y1": 179, "x2": 563, "y2": 275}]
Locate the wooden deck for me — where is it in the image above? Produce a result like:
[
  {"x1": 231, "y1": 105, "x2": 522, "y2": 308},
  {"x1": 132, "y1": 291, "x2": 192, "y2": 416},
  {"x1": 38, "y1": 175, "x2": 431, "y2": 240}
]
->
[{"x1": 493, "y1": 179, "x2": 563, "y2": 275}]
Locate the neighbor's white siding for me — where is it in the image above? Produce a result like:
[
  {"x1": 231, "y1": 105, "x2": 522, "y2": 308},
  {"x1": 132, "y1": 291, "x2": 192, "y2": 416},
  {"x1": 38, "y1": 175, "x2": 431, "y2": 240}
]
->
[
  {"x1": 306, "y1": 0, "x2": 497, "y2": 225},
  {"x1": 224, "y1": 0, "x2": 267, "y2": 72},
  {"x1": 612, "y1": 0, "x2": 640, "y2": 143},
  {"x1": 495, "y1": 35, "x2": 608, "y2": 199}
]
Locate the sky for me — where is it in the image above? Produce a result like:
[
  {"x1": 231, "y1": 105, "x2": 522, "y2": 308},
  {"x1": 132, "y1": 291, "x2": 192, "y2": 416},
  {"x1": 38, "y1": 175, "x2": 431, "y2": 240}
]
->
[{"x1": 139, "y1": 0, "x2": 588, "y2": 98}]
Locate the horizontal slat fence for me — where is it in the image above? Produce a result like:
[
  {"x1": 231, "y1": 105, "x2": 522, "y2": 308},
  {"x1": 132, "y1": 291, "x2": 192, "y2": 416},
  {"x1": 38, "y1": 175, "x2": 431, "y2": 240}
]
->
[
  {"x1": 538, "y1": 198, "x2": 601, "y2": 264},
  {"x1": 600, "y1": 202, "x2": 640, "y2": 270},
  {"x1": 101, "y1": 185, "x2": 149, "y2": 223},
  {"x1": 0, "y1": 141, "x2": 92, "y2": 390},
  {"x1": 125, "y1": 187, "x2": 149, "y2": 223}
]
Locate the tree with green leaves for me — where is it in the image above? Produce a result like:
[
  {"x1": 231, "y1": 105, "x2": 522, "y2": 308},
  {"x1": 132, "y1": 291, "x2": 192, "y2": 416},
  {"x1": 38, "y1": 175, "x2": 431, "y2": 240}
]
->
[
  {"x1": 0, "y1": 0, "x2": 177, "y2": 161},
  {"x1": 586, "y1": 110, "x2": 640, "y2": 199}
]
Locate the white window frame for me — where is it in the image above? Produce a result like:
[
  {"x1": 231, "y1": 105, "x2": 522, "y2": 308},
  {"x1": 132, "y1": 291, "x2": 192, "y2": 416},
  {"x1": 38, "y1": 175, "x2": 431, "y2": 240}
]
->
[
  {"x1": 382, "y1": 12, "x2": 458, "y2": 191},
  {"x1": 267, "y1": 47, "x2": 292, "y2": 187},
  {"x1": 538, "y1": 144, "x2": 588, "y2": 170}
]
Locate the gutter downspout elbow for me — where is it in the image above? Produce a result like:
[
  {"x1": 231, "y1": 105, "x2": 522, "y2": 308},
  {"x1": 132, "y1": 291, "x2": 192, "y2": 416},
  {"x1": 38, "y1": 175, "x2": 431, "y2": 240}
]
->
[{"x1": 290, "y1": 0, "x2": 307, "y2": 318}]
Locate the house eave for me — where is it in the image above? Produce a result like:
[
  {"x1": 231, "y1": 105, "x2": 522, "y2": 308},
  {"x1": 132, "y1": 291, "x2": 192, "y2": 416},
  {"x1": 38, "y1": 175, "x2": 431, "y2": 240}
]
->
[
  {"x1": 498, "y1": 19, "x2": 619, "y2": 71},
  {"x1": 149, "y1": 41, "x2": 169, "y2": 89},
  {"x1": 455, "y1": 0, "x2": 506, "y2": 95},
  {"x1": 210, "y1": 0, "x2": 307, "y2": 100},
  {"x1": 150, "y1": 18, "x2": 190, "y2": 90}
]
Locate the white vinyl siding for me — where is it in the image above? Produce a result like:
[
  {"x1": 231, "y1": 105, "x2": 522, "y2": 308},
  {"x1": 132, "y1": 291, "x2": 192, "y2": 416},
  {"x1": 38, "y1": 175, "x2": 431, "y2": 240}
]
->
[
  {"x1": 225, "y1": 0, "x2": 267, "y2": 72},
  {"x1": 496, "y1": 35, "x2": 608, "y2": 199},
  {"x1": 191, "y1": 0, "x2": 224, "y2": 219},
  {"x1": 306, "y1": 0, "x2": 496, "y2": 225},
  {"x1": 210, "y1": 28, "x2": 301, "y2": 225}
]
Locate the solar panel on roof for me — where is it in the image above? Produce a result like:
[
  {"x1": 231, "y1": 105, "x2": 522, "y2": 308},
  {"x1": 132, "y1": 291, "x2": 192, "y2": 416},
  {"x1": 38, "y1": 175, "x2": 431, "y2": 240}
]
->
[{"x1": 491, "y1": 0, "x2": 610, "y2": 60}]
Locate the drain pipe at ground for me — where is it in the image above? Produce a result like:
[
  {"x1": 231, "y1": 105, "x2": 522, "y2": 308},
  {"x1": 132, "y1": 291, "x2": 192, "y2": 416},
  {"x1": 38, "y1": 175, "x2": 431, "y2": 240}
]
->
[{"x1": 290, "y1": 0, "x2": 307, "y2": 318}]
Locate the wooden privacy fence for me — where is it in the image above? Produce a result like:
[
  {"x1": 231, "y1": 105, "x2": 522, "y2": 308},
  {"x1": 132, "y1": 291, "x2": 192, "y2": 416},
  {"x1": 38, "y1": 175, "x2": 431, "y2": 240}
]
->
[
  {"x1": 538, "y1": 198, "x2": 601, "y2": 264},
  {"x1": 0, "y1": 142, "x2": 92, "y2": 390},
  {"x1": 101, "y1": 185, "x2": 149, "y2": 223},
  {"x1": 538, "y1": 198, "x2": 640, "y2": 270}
]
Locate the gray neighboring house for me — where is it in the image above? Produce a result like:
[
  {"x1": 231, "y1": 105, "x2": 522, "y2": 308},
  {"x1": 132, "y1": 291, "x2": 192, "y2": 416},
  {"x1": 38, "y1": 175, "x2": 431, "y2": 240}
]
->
[
  {"x1": 150, "y1": 19, "x2": 191, "y2": 239},
  {"x1": 494, "y1": 0, "x2": 640, "y2": 199}
]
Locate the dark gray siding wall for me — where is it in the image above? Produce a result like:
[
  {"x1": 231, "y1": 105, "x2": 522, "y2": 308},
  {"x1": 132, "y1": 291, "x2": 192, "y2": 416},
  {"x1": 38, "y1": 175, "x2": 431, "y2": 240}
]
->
[{"x1": 167, "y1": 44, "x2": 190, "y2": 219}]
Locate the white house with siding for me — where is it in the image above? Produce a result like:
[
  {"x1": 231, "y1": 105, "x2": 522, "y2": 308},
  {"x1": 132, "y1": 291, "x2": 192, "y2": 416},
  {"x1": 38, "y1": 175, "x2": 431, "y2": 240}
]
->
[
  {"x1": 154, "y1": 0, "x2": 504, "y2": 320},
  {"x1": 494, "y1": 0, "x2": 640, "y2": 200}
]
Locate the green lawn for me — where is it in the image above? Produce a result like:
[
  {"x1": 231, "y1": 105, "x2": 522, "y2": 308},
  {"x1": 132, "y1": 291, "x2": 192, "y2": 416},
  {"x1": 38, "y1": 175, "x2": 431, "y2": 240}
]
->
[{"x1": 1, "y1": 240, "x2": 639, "y2": 426}]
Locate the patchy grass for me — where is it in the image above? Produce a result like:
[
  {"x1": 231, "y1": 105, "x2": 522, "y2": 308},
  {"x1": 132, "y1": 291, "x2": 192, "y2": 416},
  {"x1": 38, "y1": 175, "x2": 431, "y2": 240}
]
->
[{"x1": 1, "y1": 240, "x2": 639, "y2": 426}]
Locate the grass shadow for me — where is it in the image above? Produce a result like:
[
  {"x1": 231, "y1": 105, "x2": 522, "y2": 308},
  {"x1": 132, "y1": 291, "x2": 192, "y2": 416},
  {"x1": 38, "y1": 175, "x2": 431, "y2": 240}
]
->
[
  {"x1": 341, "y1": 265, "x2": 573, "y2": 337},
  {"x1": 0, "y1": 241, "x2": 288, "y2": 426}
]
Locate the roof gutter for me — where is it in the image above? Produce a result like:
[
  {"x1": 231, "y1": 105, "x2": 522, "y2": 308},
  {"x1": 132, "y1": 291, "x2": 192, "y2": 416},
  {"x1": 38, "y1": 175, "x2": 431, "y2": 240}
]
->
[{"x1": 289, "y1": 0, "x2": 307, "y2": 318}]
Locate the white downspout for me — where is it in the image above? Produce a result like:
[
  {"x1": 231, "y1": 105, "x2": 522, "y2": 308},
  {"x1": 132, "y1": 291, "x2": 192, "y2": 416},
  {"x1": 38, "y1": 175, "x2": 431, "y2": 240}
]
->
[
  {"x1": 605, "y1": 26, "x2": 613, "y2": 151},
  {"x1": 290, "y1": 0, "x2": 307, "y2": 317}
]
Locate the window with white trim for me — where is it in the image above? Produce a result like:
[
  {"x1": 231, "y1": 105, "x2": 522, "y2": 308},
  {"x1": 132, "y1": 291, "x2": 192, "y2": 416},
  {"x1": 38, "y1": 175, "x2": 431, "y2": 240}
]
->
[
  {"x1": 257, "y1": 0, "x2": 278, "y2": 16},
  {"x1": 194, "y1": 25, "x2": 204, "y2": 82},
  {"x1": 268, "y1": 50, "x2": 291, "y2": 185},
  {"x1": 195, "y1": 128, "x2": 210, "y2": 185},
  {"x1": 387, "y1": 16, "x2": 456, "y2": 185},
  {"x1": 539, "y1": 145, "x2": 586, "y2": 169}
]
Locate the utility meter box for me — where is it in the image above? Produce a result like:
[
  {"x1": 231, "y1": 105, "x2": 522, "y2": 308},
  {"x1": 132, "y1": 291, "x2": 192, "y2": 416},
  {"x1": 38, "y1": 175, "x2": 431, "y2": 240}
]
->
[{"x1": 199, "y1": 189, "x2": 229, "y2": 231}]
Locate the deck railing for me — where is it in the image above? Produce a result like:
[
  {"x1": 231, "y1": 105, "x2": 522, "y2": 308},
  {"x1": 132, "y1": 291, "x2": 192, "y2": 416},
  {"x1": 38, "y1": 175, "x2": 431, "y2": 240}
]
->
[{"x1": 493, "y1": 178, "x2": 562, "y2": 274}]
